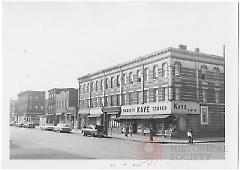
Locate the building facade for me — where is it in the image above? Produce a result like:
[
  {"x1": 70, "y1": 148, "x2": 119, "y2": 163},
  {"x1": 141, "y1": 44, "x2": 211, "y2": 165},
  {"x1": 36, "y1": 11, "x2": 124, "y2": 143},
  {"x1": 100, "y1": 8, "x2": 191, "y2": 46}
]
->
[
  {"x1": 47, "y1": 88, "x2": 78, "y2": 126},
  {"x1": 15, "y1": 91, "x2": 45, "y2": 124},
  {"x1": 10, "y1": 99, "x2": 17, "y2": 122},
  {"x1": 77, "y1": 45, "x2": 225, "y2": 138}
]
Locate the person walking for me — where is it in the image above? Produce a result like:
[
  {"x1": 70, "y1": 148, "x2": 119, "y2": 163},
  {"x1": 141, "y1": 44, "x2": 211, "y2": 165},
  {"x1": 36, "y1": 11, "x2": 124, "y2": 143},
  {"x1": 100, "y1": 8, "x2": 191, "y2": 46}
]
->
[
  {"x1": 125, "y1": 124, "x2": 129, "y2": 137},
  {"x1": 187, "y1": 128, "x2": 193, "y2": 144},
  {"x1": 129, "y1": 123, "x2": 133, "y2": 137},
  {"x1": 149, "y1": 123, "x2": 154, "y2": 141}
]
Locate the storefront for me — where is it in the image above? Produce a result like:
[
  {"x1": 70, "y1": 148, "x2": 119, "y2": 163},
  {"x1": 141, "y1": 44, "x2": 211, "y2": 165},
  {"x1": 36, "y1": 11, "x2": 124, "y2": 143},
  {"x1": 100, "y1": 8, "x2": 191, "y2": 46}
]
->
[
  {"x1": 87, "y1": 108, "x2": 103, "y2": 126},
  {"x1": 78, "y1": 108, "x2": 90, "y2": 129},
  {"x1": 117, "y1": 101, "x2": 200, "y2": 137},
  {"x1": 102, "y1": 107, "x2": 122, "y2": 133}
]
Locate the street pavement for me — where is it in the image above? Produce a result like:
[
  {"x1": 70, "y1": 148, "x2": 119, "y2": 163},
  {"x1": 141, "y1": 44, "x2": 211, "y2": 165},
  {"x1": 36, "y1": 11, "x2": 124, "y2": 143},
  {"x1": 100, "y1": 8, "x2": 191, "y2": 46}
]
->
[{"x1": 10, "y1": 126, "x2": 225, "y2": 160}]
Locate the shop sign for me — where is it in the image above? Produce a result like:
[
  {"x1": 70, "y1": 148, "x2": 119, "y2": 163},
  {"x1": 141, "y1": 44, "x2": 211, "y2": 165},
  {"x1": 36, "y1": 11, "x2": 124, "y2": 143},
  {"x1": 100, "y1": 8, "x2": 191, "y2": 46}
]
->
[
  {"x1": 121, "y1": 102, "x2": 171, "y2": 115},
  {"x1": 171, "y1": 101, "x2": 200, "y2": 114}
]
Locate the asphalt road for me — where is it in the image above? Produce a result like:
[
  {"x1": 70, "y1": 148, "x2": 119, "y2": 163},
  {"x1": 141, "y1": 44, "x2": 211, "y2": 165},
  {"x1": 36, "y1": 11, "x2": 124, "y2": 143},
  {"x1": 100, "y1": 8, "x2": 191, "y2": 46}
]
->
[{"x1": 10, "y1": 126, "x2": 225, "y2": 160}]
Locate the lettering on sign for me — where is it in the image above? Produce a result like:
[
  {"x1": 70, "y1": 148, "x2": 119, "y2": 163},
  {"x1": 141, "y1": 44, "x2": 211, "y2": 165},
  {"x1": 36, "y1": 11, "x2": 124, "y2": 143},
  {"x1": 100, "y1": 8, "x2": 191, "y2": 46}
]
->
[{"x1": 172, "y1": 102, "x2": 198, "y2": 113}]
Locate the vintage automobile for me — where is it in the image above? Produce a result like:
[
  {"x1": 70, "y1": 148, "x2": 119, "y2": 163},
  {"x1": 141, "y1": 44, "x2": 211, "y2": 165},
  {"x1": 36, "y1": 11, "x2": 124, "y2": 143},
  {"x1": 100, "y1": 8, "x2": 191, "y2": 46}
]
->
[
  {"x1": 53, "y1": 123, "x2": 72, "y2": 133},
  {"x1": 137, "y1": 127, "x2": 150, "y2": 135},
  {"x1": 15, "y1": 122, "x2": 24, "y2": 127},
  {"x1": 40, "y1": 124, "x2": 55, "y2": 131},
  {"x1": 10, "y1": 121, "x2": 16, "y2": 126},
  {"x1": 23, "y1": 122, "x2": 36, "y2": 128},
  {"x1": 81, "y1": 125, "x2": 105, "y2": 137}
]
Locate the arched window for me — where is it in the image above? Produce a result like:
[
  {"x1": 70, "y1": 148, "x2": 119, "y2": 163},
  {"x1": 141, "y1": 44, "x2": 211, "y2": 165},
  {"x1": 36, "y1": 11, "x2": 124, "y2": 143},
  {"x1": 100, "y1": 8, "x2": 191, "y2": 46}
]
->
[
  {"x1": 201, "y1": 65, "x2": 207, "y2": 80},
  {"x1": 174, "y1": 61, "x2": 181, "y2": 76},
  {"x1": 100, "y1": 80, "x2": 103, "y2": 90},
  {"x1": 110, "y1": 77, "x2": 114, "y2": 88},
  {"x1": 162, "y1": 63, "x2": 168, "y2": 78},
  {"x1": 214, "y1": 67, "x2": 220, "y2": 80},
  {"x1": 86, "y1": 83, "x2": 89, "y2": 92},
  {"x1": 105, "y1": 78, "x2": 108, "y2": 89},
  {"x1": 116, "y1": 75, "x2": 120, "y2": 87},
  {"x1": 95, "y1": 81, "x2": 98, "y2": 91},
  {"x1": 153, "y1": 65, "x2": 158, "y2": 79},
  {"x1": 144, "y1": 68, "x2": 149, "y2": 82},
  {"x1": 83, "y1": 84, "x2": 85, "y2": 93},
  {"x1": 129, "y1": 72, "x2": 133, "y2": 84},
  {"x1": 123, "y1": 74, "x2": 127, "y2": 85},
  {"x1": 137, "y1": 70, "x2": 141, "y2": 83}
]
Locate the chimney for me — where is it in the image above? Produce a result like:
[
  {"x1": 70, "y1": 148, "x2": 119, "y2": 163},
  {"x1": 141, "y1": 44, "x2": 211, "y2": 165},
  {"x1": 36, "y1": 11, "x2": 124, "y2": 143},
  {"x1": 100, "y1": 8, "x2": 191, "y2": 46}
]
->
[
  {"x1": 179, "y1": 44, "x2": 187, "y2": 50},
  {"x1": 195, "y1": 48, "x2": 200, "y2": 53}
]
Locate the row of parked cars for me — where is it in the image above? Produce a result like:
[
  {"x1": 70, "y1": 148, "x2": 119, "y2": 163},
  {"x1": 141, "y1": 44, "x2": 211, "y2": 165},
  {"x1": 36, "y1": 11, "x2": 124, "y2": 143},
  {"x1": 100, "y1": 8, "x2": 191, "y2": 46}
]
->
[
  {"x1": 40, "y1": 124, "x2": 72, "y2": 133},
  {"x1": 10, "y1": 121, "x2": 38, "y2": 128}
]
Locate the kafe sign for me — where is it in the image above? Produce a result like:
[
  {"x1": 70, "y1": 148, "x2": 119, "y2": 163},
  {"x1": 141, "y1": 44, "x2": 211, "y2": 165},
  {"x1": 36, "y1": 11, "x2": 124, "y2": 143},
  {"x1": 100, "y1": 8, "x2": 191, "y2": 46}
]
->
[
  {"x1": 171, "y1": 101, "x2": 200, "y2": 114},
  {"x1": 121, "y1": 102, "x2": 171, "y2": 115}
]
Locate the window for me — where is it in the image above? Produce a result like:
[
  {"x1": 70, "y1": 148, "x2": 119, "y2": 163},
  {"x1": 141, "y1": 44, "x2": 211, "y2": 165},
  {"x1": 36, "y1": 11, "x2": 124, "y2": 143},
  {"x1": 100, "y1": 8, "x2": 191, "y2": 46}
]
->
[
  {"x1": 35, "y1": 106, "x2": 38, "y2": 111},
  {"x1": 144, "y1": 68, "x2": 149, "y2": 82},
  {"x1": 215, "y1": 90, "x2": 220, "y2": 103},
  {"x1": 201, "y1": 65, "x2": 207, "y2": 80},
  {"x1": 105, "y1": 78, "x2": 108, "y2": 89},
  {"x1": 95, "y1": 81, "x2": 98, "y2": 91},
  {"x1": 29, "y1": 96, "x2": 32, "y2": 101},
  {"x1": 95, "y1": 98, "x2": 98, "y2": 107},
  {"x1": 214, "y1": 67, "x2": 220, "y2": 80},
  {"x1": 129, "y1": 72, "x2": 133, "y2": 84},
  {"x1": 83, "y1": 84, "x2": 86, "y2": 93},
  {"x1": 137, "y1": 70, "x2": 141, "y2": 83},
  {"x1": 143, "y1": 90, "x2": 149, "y2": 103},
  {"x1": 122, "y1": 94, "x2": 126, "y2": 105},
  {"x1": 153, "y1": 65, "x2": 158, "y2": 79},
  {"x1": 153, "y1": 89, "x2": 158, "y2": 102},
  {"x1": 162, "y1": 63, "x2": 168, "y2": 78},
  {"x1": 90, "y1": 98, "x2": 93, "y2": 108},
  {"x1": 117, "y1": 75, "x2": 120, "y2": 87},
  {"x1": 35, "y1": 96, "x2": 38, "y2": 101},
  {"x1": 202, "y1": 90, "x2": 207, "y2": 103},
  {"x1": 104, "y1": 96, "x2": 108, "y2": 107},
  {"x1": 110, "y1": 77, "x2": 114, "y2": 88},
  {"x1": 116, "y1": 94, "x2": 120, "y2": 106},
  {"x1": 174, "y1": 61, "x2": 181, "y2": 76},
  {"x1": 87, "y1": 83, "x2": 89, "y2": 92},
  {"x1": 163, "y1": 87, "x2": 168, "y2": 101},
  {"x1": 87, "y1": 99, "x2": 90, "y2": 108},
  {"x1": 91, "y1": 82, "x2": 94, "y2": 92},
  {"x1": 137, "y1": 91, "x2": 141, "y2": 104},
  {"x1": 175, "y1": 88, "x2": 180, "y2": 101},
  {"x1": 129, "y1": 92, "x2": 133, "y2": 105},
  {"x1": 99, "y1": 97, "x2": 103, "y2": 107},
  {"x1": 123, "y1": 74, "x2": 127, "y2": 85},
  {"x1": 100, "y1": 80, "x2": 103, "y2": 90},
  {"x1": 201, "y1": 106, "x2": 208, "y2": 125},
  {"x1": 110, "y1": 95, "x2": 114, "y2": 106}
]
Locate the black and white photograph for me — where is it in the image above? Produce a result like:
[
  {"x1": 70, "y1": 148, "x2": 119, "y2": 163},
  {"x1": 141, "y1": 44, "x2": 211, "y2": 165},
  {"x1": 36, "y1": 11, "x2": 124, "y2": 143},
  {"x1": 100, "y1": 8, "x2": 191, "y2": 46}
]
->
[{"x1": 1, "y1": 1, "x2": 238, "y2": 169}]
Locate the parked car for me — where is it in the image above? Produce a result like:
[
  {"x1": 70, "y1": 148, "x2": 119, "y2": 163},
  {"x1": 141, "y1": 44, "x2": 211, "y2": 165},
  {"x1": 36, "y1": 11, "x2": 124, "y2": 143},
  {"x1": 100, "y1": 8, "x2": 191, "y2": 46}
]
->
[
  {"x1": 81, "y1": 125, "x2": 105, "y2": 137},
  {"x1": 23, "y1": 122, "x2": 37, "y2": 128},
  {"x1": 137, "y1": 127, "x2": 150, "y2": 135},
  {"x1": 15, "y1": 122, "x2": 24, "y2": 127},
  {"x1": 10, "y1": 121, "x2": 16, "y2": 126},
  {"x1": 40, "y1": 124, "x2": 55, "y2": 131},
  {"x1": 53, "y1": 124, "x2": 71, "y2": 133}
]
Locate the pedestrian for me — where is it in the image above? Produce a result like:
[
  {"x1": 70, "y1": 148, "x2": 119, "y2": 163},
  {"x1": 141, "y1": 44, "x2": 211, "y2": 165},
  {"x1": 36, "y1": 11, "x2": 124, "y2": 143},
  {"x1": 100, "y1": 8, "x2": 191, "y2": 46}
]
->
[
  {"x1": 187, "y1": 128, "x2": 193, "y2": 144},
  {"x1": 129, "y1": 123, "x2": 133, "y2": 137},
  {"x1": 125, "y1": 124, "x2": 129, "y2": 137},
  {"x1": 149, "y1": 124, "x2": 153, "y2": 141}
]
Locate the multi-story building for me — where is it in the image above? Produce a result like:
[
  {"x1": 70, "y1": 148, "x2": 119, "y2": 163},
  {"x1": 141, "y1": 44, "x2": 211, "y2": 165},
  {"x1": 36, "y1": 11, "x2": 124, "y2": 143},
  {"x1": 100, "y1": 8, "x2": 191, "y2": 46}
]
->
[
  {"x1": 77, "y1": 45, "x2": 225, "y2": 138},
  {"x1": 10, "y1": 99, "x2": 17, "y2": 122},
  {"x1": 15, "y1": 90, "x2": 45, "y2": 124},
  {"x1": 47, "y1": 88, "x2": 78, "y2": 126}
]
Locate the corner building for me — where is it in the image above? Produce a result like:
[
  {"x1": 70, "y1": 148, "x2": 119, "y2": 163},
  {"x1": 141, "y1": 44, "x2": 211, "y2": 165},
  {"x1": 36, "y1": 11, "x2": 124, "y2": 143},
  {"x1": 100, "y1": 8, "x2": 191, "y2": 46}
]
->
[{"x1": 77, "y1": 45, "x2": 225, "y2": 138}]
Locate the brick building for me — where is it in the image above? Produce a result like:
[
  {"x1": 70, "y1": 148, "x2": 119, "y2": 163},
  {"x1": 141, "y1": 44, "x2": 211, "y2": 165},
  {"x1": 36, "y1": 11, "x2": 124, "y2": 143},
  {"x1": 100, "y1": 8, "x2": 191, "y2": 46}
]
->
[
  {"x1": 47, "y1": 88, "x2": 78, "y2": 126},
  {"x1": 77, "y1": 45, "x2": 225, "y2": 138},
  {"x1": 15, "y1": 91, "x2": 45, "y2": 124}
]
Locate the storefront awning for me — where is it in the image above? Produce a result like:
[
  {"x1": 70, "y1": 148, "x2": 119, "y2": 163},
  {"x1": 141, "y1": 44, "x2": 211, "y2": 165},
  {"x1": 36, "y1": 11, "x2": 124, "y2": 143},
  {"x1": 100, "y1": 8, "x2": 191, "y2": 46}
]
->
[
  {"x1": 78, "y1": 109, "x2": 90, "y2": 115},
  {"x1": 88, "y1": 113, "x2": 103, "y2": 118},
  {"x1": 116, "y1": 114, "x2": 171, "y2": 120},
  {"x1": 56, "y1": 113, "x2": 63, "y2": 116},
  {"x1": 152, "y1": 114, "x2": 170, "y2": 119}
]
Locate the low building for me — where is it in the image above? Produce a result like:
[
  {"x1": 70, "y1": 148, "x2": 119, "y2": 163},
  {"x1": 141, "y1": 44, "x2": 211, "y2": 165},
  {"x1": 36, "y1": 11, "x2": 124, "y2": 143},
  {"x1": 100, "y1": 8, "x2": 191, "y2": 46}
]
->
[
  {"x1": 77, "y1": 45, "x2": 225, "y2": 138},
  {"x1": 15, "y1": 90, "x2": 45, "y2": 125}
]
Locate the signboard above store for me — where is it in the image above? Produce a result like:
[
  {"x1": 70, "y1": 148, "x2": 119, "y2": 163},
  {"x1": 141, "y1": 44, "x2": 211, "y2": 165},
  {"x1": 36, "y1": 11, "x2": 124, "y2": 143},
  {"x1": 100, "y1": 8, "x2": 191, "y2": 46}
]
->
[{"x1": 121, "y1": 101, "x2": 200, "y2": 115}]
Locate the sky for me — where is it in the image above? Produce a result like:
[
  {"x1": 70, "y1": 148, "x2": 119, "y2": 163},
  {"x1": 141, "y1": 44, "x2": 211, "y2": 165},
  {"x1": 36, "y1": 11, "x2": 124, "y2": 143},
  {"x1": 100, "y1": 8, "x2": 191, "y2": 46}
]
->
[{"x1": 2, "y1": 1, "x2": 238, "y2": 100}]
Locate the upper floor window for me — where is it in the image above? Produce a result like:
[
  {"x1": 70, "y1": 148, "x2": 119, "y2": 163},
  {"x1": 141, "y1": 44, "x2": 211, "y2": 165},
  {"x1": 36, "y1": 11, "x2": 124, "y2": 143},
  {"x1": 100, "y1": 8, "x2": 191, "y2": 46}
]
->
[
  {"x1": 174, "y1": 61, "x2": 181, "y2": 76},
  {"x1": 153, "y1": 88, "x2": 158, "y2": 102},
  {"x1": 116, "y1": 94, "x2": 120, "y2": 106},
  {"x1": 144, "y1": 68, "x2": 149, "y2": 82},
  {"x1": 129, "y1": 72, "x2": 133, "y2": 84},
  {"x1": 87, "y1": 83, "x2": 89, "y2": 92},
  {"x1": 163, "y1": 87, "x2": 168, "y2": 101},
  {"x1": 201, "y1": 65, "x2": 207, "y2": 80},
  {"x1": 100, "y1": 80, "x2": 103, "y2": 90},
  {"x1": 143, "y1": 90, "x2": 149, "y2": 103},
  {"x1": 214, "y1": 67, "x2": 220, "y2": 80},
  {"x1": 215, "y1": 90, "x2": 220, "y2": 103},
  {"x1": 35, "y1": 106, "x2": 38, "y2": 111},
  {"x1": 83, "y1": 84, "x2": 86, "y2": 93},
  {"x1": 40, "y1": 106, "x2": 44, "y2": 110},
  {"x1": 35, "y1": 96, "x2": 39, "y2": 101},
  {"x1": 110, "y1": 95, "x2": 114, "y2": 106},
  {"x1": 29, "y1": 96, "x2": 32, "y2": 101},
  {"x1": 129, "y1": 92, "x2": 133, "y2": 105},
  {"x1": 105, "y1": 78, "x2": 108, "y2": 89},
  {"x1": 162, "y1": 63, "x2": 168, "y2": 78},
  {"x1": 123, "y1": 74, "x2": 127, "y2": 85},
  {"x1": 122, "y1": 94, "x2": 126, "y2": 105},
  {"x1": 95, "y1": 81, "x2": 98, "y2": 91},
  {"x1": 153, "y1": 65, "x2": 158, "y2": 79},
  {"x1": 117, "y1": 75, "x2": 120, "y2": 87},
  {"x1": 175, "y1": 88, "x2": 180, "y2": 101},
  {"x1": 202, "y1": 90, "x2": 207, "y2": 103},
  {"x1": 110, "y1": 77, "x2": 114, "y2": 88},
  {"x1": 90, "y1": 82, "x2": 94, "y2": 92},
  {"x1": 137, "y1": 70, "x2": 141, "y2": 83}
]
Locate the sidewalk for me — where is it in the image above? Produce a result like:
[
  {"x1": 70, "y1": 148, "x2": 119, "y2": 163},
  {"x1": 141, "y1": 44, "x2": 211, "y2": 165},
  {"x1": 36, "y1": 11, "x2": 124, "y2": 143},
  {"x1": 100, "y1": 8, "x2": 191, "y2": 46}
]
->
[{"x1": 71, "y1": 129, "x2": 225, "y2": 144}]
